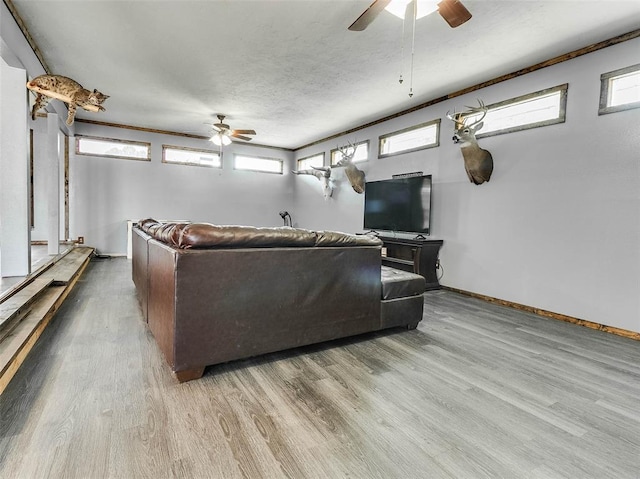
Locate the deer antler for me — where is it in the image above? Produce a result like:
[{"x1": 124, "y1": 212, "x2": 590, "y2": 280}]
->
[
  {"x1": 292, "y1": 166, "x2": 334, "y2": 199},
  {"x1": 336, "y1": 142, "x2": 357, "y2": 163},
  {"x1": 446, "y1": 108, "x2": 465, "y2": 129},
  {"x1": 462, "y1": 99, "x2": 488, "y2": 128},
  {"x1": 447, "y1": 100, "x2": 487, "y2": 129},
  {"x1": 311, "y1": 165, "x2": 332, "y2": 178}
]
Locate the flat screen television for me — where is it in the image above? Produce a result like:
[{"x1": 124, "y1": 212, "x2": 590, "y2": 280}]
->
[{"x1": 363, "y1": 175, "x2": 432, "y2": 235}]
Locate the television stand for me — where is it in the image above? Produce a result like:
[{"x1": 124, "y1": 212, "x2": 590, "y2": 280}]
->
[{"x1": 379, "y1": 236, "x2": 443, "y2": 290}]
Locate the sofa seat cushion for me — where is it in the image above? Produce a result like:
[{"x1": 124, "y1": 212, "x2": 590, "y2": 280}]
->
[{"x1": 381, "y1": 265, "x2": 426, "y2": 300}]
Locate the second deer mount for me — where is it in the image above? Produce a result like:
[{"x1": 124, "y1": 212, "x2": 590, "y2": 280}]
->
[
  {"x1": 292, "y1": 144, "x2": 366, "y2": 199},
  {"x1": 336, "y1": 145, "x2": 366, "y2": 194}
]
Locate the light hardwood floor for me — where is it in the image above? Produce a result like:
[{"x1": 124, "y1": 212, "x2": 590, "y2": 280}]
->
[
  {"x1": 0, "y1": 258, "x2": 638, "y2": 478},
  {"x1": 0, "y1": 244, "x2": 72, "y2": 297}
]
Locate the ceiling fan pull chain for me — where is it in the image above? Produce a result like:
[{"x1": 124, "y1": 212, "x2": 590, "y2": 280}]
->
[
  {"x1": 399, "y1": 14, "x2": 406, "y2": 84},
  {"x1": 409, "y1": 0, "x2": 417, "y2": 97}
]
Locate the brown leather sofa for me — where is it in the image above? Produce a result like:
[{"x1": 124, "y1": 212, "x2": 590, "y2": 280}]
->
[{"x1": 132, "y1": 219, "x2": 426, "y2": 382}]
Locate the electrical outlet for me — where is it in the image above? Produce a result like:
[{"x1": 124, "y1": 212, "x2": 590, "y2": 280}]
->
[{"x1": 78, "y1": 236, "x2": 84, "y2": 244}]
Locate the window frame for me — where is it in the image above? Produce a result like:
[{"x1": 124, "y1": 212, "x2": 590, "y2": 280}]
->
[
  {"x1": 162, "y1": 144, "x2": 222, "y2": 168},
  {"x1": 296, "y1": 153, "x2": 325, "y2": 171},
  {"x1": 233, "y1": 154, "x2": 284, "y2": 174},
  {"x1": 75, "y1": 135, "x2": 151, "y2": 161},
  {"x1": 598, "y1": 63, "x2": 640, "y2": 115},
  {"x1": 330, "y1": 140, "x2": 370, "y2": 166},
  {"x1": 378, "y1": 119, "x2": 440, "y2": 159},
  {"x1": 456, "y1": 84, "x2": 568, "y2": 139}
]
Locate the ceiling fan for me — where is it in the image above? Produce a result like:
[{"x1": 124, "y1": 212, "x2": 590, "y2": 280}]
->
[
  {"x1": 348, "y1": 0, "x2": 472, "y2": 31},
  {"x1": 208, "y1": 114, "x2": 256, "y2": 146}
]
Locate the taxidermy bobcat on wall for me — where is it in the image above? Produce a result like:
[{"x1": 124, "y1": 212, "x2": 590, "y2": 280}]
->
[{"x1": 28, "y1": 75, "x2": 109, "y2": 126}]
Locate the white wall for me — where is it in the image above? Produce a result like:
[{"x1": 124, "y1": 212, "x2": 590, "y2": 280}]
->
[
  {"x1": 70, "y1": 123, "x2": 295, "y2": 255},
  {"x1": 294, "y1": 38, "x2": 640, "y2": 333}
]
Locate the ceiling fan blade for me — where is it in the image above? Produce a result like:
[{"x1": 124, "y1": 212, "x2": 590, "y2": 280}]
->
[
  {"x1": 438, "y1": 0, "x2": 472, "y2": 28},
  {"x1": 232, "y1": 129, "x2": 256, "y2": 135},
  {"x1": 231, "y1": 133, "x2": 252, "y2": 141},
  {"x1": 348, "y1": 0, "x2": 391, "y2": 31}
]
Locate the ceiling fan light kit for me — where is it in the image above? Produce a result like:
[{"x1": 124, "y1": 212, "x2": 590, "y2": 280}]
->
[
  {"x1": 210, "y1": 133, "x2": 232, "y2": 146},
  {"x1": 207, "y1": 114, "x2": 256, "y2": 146},
  {"x1": 348, "y1": 0, "x2": 471, "y2": 31},
  {"x1": 385, "y1": 0, "x2": 439, "y2": 20}
]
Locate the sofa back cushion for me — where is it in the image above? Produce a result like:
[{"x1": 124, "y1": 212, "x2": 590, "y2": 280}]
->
[
  {"x1": 315, "y1": 230, "x2": 380, "y2": 247},
  {"x1": 136, "y1": 219, "x2": 381, "y2": 249},
  {"x1": 178, "y1": 224, "x2": 317, "y2": 248}
]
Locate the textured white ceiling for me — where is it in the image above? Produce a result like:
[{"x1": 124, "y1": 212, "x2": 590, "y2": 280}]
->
[{"x1": 9, "y1": 0, "x2": 640, "y2": 149}]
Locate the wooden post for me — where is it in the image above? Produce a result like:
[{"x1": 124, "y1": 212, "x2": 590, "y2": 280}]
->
[{"x1": 46, "y1": 114, "x2": 60, "y2": 256}]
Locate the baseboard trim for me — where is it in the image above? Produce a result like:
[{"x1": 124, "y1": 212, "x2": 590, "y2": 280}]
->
[
  {"x1": 443, "y1": 286, "x2": 640, "y2": 341},
  {"x1": 30, "y1": 241, "x2": 77, "y2": 246}
]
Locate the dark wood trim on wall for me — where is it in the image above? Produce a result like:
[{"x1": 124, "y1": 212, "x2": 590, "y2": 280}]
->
[
  {"x1": 444, "y1": 286, "x2": 640, "y2": 342},
  {"x1": 3, "y1": 0, "x2": 50, "y2": 72},
  {"x1": 74, "y1": 119, "x2": 293, "y2": 151},
  {"x1": 30, "y1": 240, "x2": 75, "y2": 246},
  {"x1": 29, "y1": 129, "x2": 34, "y2": 228},
  {"x1": 294, "y1": 28, "x2": 640, "y2": 151},
  {"x1": 75, "y1": 119, "x2": 209, "y2": 140},
  {"x1": 64, "y1": 135, "x2": 69, "y2": 240}
]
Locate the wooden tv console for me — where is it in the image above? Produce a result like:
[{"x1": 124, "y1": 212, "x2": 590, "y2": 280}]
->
[{"x1": 379, "y1": 236, "x2": 443, "y2": 290}]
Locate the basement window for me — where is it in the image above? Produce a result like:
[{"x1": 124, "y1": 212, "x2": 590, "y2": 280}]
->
[
  {"x1": 297, "y1": 153, "x2": 325, "y2": 170},
  {"x1": 76, "y1": 135, "x2": 150, "y2": 161},
  {"x1": 599, "y1": 63, "x2": 640, "y2": 115},
  {"x1": 330, "y1": 141, "x2": 369, "y2": 166},
  {"x1": 162, "y1": 145, "x2": 221, "y2": 168},
  {"x1": 234, "y1": 154, "x2": 283, "y2": 174},
  {"x1": 456, "y1": 84, "x2": 568, "y2": 138},
  {"x1": 379, "y1": 119, "x2": 440, "y2": 158}
]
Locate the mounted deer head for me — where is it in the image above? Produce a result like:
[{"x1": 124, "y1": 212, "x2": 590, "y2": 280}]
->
[
  {"x1": 292, "y1": 166, "x2": 333, "y2": 200},
  {"x1": 335, "y1": 143, "x2": 366, "y2": 194},
  {"x1": 446, "y1": 100, "x2": 494, "y2": 185}
]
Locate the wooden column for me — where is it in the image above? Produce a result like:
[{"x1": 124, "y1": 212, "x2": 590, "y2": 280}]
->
[
  {"x1": 0, "y1": 59, "x2": 30, "y2": 277},
  {"x1": 46, "y1": 113, "x2": 60, "y2": 255},
  {"x1": 64, "y1": 135, "x2": 69, "y2": 241}
]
